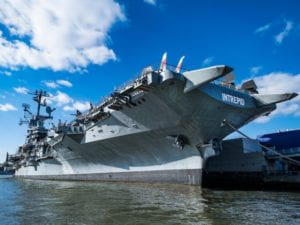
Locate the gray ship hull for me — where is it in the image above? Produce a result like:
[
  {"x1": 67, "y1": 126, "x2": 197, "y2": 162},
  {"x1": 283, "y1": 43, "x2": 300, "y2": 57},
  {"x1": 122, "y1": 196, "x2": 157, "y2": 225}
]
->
[
  {"x1": 203, "y1": 138, "x2": 267, "y2": 188},
  {"x1": 16, "y1": 168, "x2": 202, "y2": 185},
  {"x1": 11, "y1": 63, "x2": 297, "y2": 186},
  {"x1": 15, "y1": 133, "x2": 204, "y2": 185},
  {"x1": 15, "y1": 78, "x2": 271, "y2": 185}
]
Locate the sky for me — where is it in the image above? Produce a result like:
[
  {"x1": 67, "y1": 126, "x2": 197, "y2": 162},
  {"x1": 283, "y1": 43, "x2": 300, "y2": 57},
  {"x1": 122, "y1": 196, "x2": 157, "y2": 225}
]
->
[{"x1": 0, "y1": 0, "x2": 300, "y2": 162}]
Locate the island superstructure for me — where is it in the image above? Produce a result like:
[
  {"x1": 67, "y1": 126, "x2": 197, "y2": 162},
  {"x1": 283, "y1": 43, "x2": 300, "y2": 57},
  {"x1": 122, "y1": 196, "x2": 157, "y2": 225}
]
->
[{"x1": 3, "y1": 53, "x2": 298, "y2": 185}]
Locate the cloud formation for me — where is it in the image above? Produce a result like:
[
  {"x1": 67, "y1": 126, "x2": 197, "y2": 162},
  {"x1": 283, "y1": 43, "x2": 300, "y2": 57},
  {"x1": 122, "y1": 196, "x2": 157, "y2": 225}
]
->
[
  {"x1": 0, "y1": 71, "x2": 12, "y2": 76},
  {"x1": 202, "y1": 57, "x2": 214, "y2": 66},
  {"x1": 254, "y1": 23, "x2": 271, "y2": 34},
  {"x1": 57, "y1": 80, "x2": 72, "y2": 88},
  {"x1": 253, "y1": 72, "x2": 300, "y2": 123},
  {"x1": 274, "y1": 20, "x2": 294, "y2": 44},
  {"x1": 0, "y1": 103, "x2": 17, "y2": 111},
  {"x1": 14, "y1": 87, "x2": 29, "y2": 94},
  {"x1": 0, "y1": 0, "x2": 125, "y2": 72},
  {"x1": 255, "y1": 19, "x2": 295, "y2": 45},
  {"x1": 50, "y1": 91, "x2": 73, "y2": 106},
  {"x1": 44, "y1": 80, "x2": 72, "y2": 89},
  {"x1": 63, "y1": 101, "x2": 91, "y2": 112},
  {"x1": 44, "y1": 81, "x2": 59, "y2": 89},
  {"x1": 250, "y1": 66, "x2": 262, "y2": 75},
  {"x1": 144, "y1": 0, "x2": 157, "y2": 5},
  {"x1": 48, "y1": 91, "x2": 90, "y2": 112}
]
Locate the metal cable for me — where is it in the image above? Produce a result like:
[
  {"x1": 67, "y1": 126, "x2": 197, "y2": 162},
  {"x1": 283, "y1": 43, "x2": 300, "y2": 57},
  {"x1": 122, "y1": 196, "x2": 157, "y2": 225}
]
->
[{"x1": 222, "y1": 119, "x2": 300, "y2": 166}]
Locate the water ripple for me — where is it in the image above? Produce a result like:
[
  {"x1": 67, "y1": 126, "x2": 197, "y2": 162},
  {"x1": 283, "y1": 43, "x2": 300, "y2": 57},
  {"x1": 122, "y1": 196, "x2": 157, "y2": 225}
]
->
[{"x1": 1, "y1": 179, "x2": 300, "y2": 225}]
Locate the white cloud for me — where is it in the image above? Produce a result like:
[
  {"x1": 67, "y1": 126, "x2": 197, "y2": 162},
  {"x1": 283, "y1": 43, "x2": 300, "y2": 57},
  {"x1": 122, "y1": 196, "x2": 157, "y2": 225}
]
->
[
  {"x1": 56, "y1": 80, "x2": 72, "y2": 88},
  {"x1": 144, "y1": 0, "x2": 157, "y2": 5},
  {"x1": 43, "y1": 79, "x2": 73, "y2": 89},
  {"x1": 44, "y1": 81, "x2": 59, "y2": 89},
  {"x1": 17, "y1": 79, "x2": 27, "y2": 84},
  {"x1": 0, "y1": 103, "x2": 17, "y2": 111},
  {"x1": 0, "y1": 0, "x2": 125, "y2": 72},
  {"x1": 254, "y1": 72, "x2": 300, "y2": 94},
  {"x1": 274, "y1": 20, "x2": 293, "y2": 44},
  {"x1": 14, "y1": 87, "x2": 29, "y2": 94},
  {"x1": 50, "y1": 91, "x2": 73, "y2": 106},
  {"x1": 253, "y1": 72, "x2": 300, "y2": 123},
  {"x1": 47, "y1": 91, "x2": 90, "y2": 113},
  {"x1": 255, "y1": 116, "x2": 271, "y2": 124},
  {"x1": 250, "y1": 66, "x2": 262, "y2": 75},
  {"x1": 63, "y1": 101, "x2": 91, "y2": 112},
  {"x1": 254, "y1": 23, "x2": 271, "y2": 34},
  {"x1": 202, "y1": 57, "x2": 214, "y2": 66},
  {"x1": 0, "y1": 71, "x2": 12, "y2": 76}
]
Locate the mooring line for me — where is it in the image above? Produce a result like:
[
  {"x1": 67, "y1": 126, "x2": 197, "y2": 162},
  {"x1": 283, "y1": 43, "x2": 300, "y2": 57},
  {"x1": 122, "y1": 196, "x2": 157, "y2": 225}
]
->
[{"x1": 222, "y1": 119, "x2": 300, "y2": 166}]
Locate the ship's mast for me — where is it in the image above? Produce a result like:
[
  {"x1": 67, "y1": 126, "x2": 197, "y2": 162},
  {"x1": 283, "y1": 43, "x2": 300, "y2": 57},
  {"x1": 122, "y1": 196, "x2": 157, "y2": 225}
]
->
[
  {"x1": 33, "y1": 90, "x2": 47, "y2": 118},
  {"x1": 19, "y1": 90, "x2": 56, "y2": 128}
]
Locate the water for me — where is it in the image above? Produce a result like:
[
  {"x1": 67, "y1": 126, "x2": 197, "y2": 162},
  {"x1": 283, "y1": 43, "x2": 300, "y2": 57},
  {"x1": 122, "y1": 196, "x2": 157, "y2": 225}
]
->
[{"x1": 1, "y1": 179, "x2": 300, "y2": 225}]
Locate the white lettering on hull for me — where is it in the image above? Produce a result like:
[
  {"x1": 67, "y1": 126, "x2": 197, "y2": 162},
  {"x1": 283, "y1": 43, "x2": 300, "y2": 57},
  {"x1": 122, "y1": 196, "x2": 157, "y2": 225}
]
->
[{"x1": 222, "y1": 93, "x2": 245, "y2": 106}]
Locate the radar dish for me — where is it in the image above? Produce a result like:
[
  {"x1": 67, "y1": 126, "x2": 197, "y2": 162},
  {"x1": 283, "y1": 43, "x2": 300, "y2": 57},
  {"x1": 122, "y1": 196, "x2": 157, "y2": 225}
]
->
[
  {"x1": 46, "y1": 106, "x2": 52, "y2": 114},
  {"x1": 46, "y1": 106, "x2": 56, "y2": 116}
]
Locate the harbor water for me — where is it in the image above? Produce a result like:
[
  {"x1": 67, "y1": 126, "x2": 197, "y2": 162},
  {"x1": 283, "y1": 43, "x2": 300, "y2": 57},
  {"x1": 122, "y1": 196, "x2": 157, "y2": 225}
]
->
[{"x1": 1, "y1": 179, "x2": 300, "y2": 225}]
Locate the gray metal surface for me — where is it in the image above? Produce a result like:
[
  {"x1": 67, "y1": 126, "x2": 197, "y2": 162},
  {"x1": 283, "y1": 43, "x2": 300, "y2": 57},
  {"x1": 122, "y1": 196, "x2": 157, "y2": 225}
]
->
[
  {"x1": 17, "y1": 168, "x2": 202, "y2": 185},
  {"x1": 5, "y1": 60, "x2": 297, "y2": 186}
]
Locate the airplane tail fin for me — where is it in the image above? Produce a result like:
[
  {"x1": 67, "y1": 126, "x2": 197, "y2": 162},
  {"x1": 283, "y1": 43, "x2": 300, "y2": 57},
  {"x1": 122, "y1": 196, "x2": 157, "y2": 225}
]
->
[
  {"x1": 159, "y1": 52, "x2": 167, "y2": 71},
  {"x1": 175, "y1": 56, "x2": 185, "y2": 73}
]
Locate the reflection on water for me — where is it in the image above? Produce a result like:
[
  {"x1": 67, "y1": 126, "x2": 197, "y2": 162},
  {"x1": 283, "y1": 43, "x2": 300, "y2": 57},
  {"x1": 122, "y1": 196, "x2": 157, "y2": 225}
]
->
[{"x1": 1, "y1": 179, "x2": 300, "y2": 225}]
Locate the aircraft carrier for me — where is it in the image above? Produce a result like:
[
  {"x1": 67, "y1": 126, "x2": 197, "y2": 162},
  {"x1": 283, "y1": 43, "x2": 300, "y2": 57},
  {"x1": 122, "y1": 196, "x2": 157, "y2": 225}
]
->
[{"x1": 3, "y1": 53, "x2": 298, "y2": 185}]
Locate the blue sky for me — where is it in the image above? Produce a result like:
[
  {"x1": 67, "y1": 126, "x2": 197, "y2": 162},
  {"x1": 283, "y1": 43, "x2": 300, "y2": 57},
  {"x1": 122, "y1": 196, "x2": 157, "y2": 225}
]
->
[{"x1": 0, "y1": 0, "x2": 300, "y2": 161}]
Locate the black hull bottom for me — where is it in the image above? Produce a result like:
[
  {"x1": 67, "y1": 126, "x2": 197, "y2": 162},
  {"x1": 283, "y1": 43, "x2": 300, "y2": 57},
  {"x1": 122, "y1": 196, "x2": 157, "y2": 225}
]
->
[
  {"x1": 16, "y1": 169, "x2": 202, "y2": 186},
  {"x1": 202, "y1": 172, "x2": 264, "y2": 189},
  {"x1": 203, "y1": 171, "x2": 300, "y2": 190}
]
